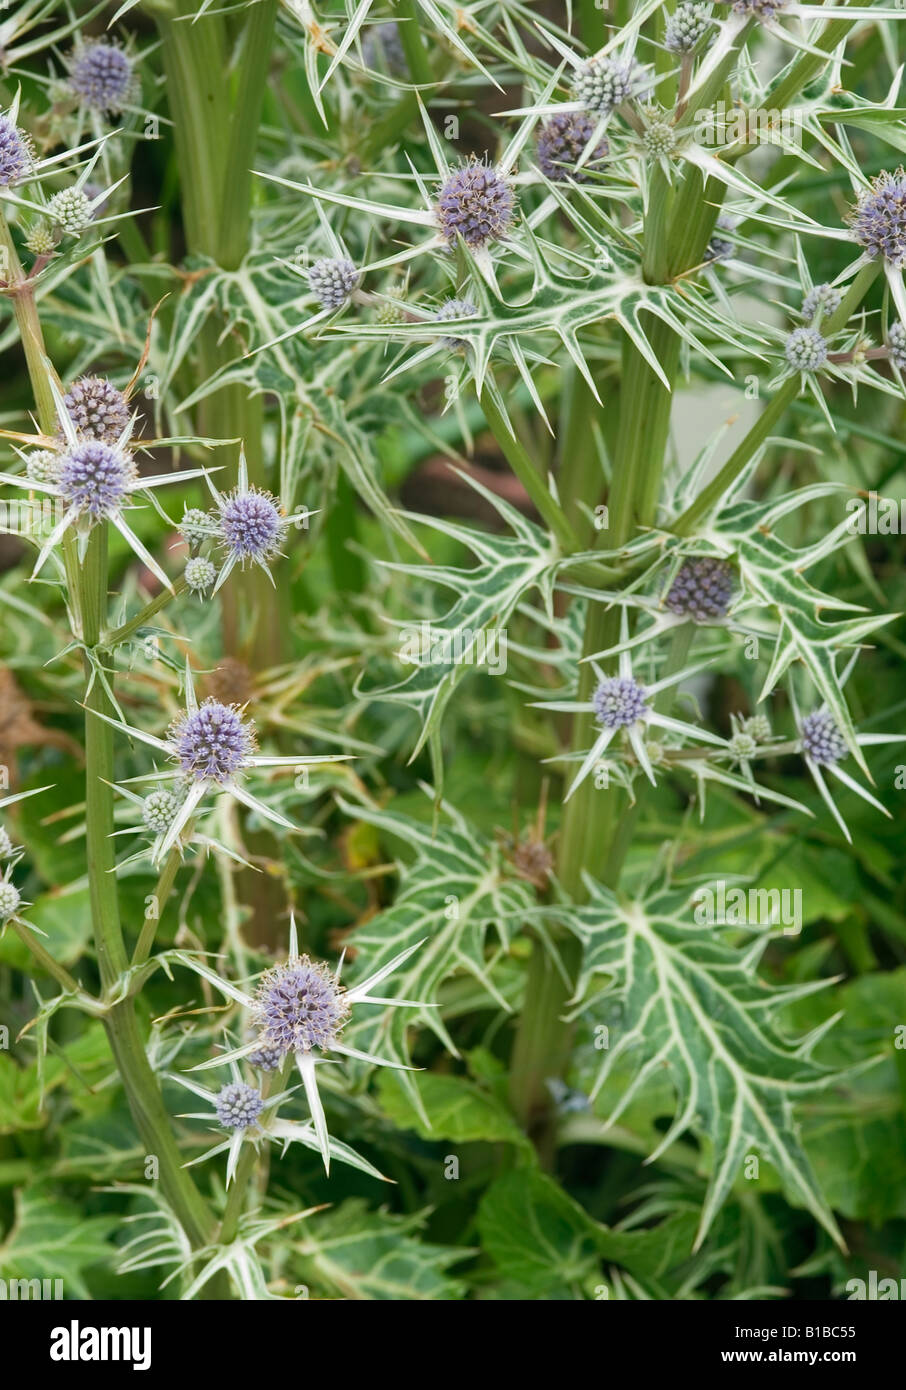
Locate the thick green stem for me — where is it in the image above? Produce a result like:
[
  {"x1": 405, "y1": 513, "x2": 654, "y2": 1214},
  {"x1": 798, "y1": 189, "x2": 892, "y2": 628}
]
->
[{"x1": 79, "y1": 530, "x2": 216, "y2": 1251}]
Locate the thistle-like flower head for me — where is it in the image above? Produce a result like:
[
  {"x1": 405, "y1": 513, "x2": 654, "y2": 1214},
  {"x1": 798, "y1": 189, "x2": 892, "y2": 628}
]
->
[
  {"x1": 58, "y1": 440, "x2": 137, "y2": 519},
  {"x1": 63, "y1": 376, "x2": 131, "y2": 443},
  {"x1": 742, "y1": 713, "x2": 772, "y2": 743},
  {"x1": 0, "y1": 878, "x2": 20, "y2": 921},
  {"x1": 665, "y1": 3, "x2": 715, "y2": 53},
  {"x1": 142, "y1": 788, "x2": 184, "y2": 835},
  {"x1": 218, "y1": 487, "x2": 286, "y2": 564},
  {"x1": 572, "y1": 55, "x2": 649, "y2": 116},
  {"x1": 170, "y1": 699, "x2": 255, "y2": 784},
  {"x1": 802, "y1": 283, "x2": 842, "y2": 324},
  {"x1": 593, "y1": 675, "x2": 650, "y2": 728},
  {"x1": 643, "y1": 120, "x2": 677, "y2": 159},
  {"x1": 721, "y1": 0, "x2": 788, "y2": 15},
  {"x1": 536, "y1": 111, "x2": 609, "y2": 182},
  {"x1": 435, "y1": 296, "x2": 478, "y2": 347},
  {"x1": 849, "y1": 169, "x2": 906, "y2": 268},
  {"x1": 246, "y1": 1040, "x2": 285, "y2": 1073},
  {"x1": 26, "y1": 449, "x2": 60, "y2": 485},
  {"x1": 66, "y1": 41, "x2": 134, "y2": 113},
  {"x1": 800, "y1": 709, "x2": 848, "y2": 766},
  {"x1": 308, "y1": 256, "x2": 360, "y2": 309},
  {"x1": 253, "y1": 956, "x2": 351, "y2": 1056},
  {"x1": 178, "y1": 506, "x2": 214, "y2": 547},
  {"x1": 0, "y1": 827, "x2": 12, "y2": 860},
  {"x1": 214, "y1": 1082, "x2": 265, "y2": 1131},
  {"x1": 665, "y1": 556, "x2": 734, "y2": 621},
  {"x1": 47, "y1": 188, "x2": 92, "y2": 237},
  {"x1": 785, "y1": 326, "x2": 827, "y2": 372},
  {"x1": 887, "y1": 321, "x2": 906, "y2": 369},
  {"x1": 24, "y1": 220, "x2": 56, "y2": 256},
  {"x1": 0, "y1": 113, "x2": 31, "y2": 187},
  {"x1": 435, "y1": 158, "x2": 516, "y2": 248},
  {"x1": 184, "y1": 556, "x2": 216, "y2": 594},
  {"x1": 728, "y1": 730, "x2": 758, "y2": 761}
]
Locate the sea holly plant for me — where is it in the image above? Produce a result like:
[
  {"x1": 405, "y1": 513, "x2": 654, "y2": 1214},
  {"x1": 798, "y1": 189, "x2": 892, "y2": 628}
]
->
[{"x1": 0, "y1": 1, "x2": 905, "y2": 1312}]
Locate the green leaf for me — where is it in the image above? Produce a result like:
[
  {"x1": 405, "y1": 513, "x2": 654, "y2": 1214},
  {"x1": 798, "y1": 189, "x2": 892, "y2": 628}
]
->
[
  {"x1": 377, "y1": 1070, "x2": 530, "y2": 1149},
  {"x1": 0, "y1": 1189, "x2": 117, "y2": 1299}
]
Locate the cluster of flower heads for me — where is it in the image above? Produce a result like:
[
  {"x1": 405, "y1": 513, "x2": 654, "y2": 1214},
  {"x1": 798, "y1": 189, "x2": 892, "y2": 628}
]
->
[
  {"x1": 64, "y1": 40, "x2": 135, "y2": 114},
  {"x1": 172, "y1": 919, "x2": 426, "y2": 1173},
  {"x1": 536, "y1": 111, "x2": 609, "y2": 183},
  {"x1": 0, "y1": 371, "x2": 210, "y2": 591},
  {"x1": 664, "y1": 556, "x2": 735, "y2": 621},
  {"x1": 176, "y1": 451, "x2": 308, "y2": 597},
  {"x1": 434, "y1": 158, "x2": 516, "y2": 248},
  {"x1": 849, "y1": 169, "x2": 906, "y2": 268},
  {"x1": 96, "y1": 659, "x2": 344, "y2": 866}
]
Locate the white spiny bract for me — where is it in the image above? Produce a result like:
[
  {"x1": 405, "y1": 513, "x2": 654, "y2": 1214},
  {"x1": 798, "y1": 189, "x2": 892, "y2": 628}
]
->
[
  {"x1": 173, "y1": 917, "x2": 428, "y2": 1173},
  {"x1": 3, "y1": 0, "x2": 906, "y2": 1306}
]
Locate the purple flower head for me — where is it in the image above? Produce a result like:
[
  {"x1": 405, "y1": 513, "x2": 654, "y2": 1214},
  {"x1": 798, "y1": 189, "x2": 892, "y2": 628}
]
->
[
  {"x1": 0, "y1": 114, "x2": 31, "y2": 187},
  {"x1": 218, "y1": 488, "x2": 285, "y2": 564},
  {"x1": 63, "y1": 376, "x2": 130, "y2": 443},
  {"x1": 536, "y1": 111, "x2": 609, "y2": 183},
  {"x1": 800, "y1": 710, "x2": 847, "y2": 766},
  {"x1": 142, "y1": 788, "x2": 183, "y2": 835},
  {"x1": 170, "y1": 699, "x2": 255, "y2": 784},
  {"x1": 0, "y1": 879, "x2": 20, "y2": 921},
  {"x1": 253, "y1": 956, "x2": 350, "y2": 1056},
  {"x1": 887, "y1": 320, "x2": 906, "y2": 370},
  {"x1": 58, "y1": 440, "x2": 136, "y2": 519},
  {"x1": 665, "y1": 556, "x2": 734, "y2": 621},
  {"x1": 719, "y1": 0, "x2": 788, "y2": 14},
  {"x1": 214, "y1": 1082, "x2": 265, "y2": 1131},
  {"x1": 435, "y1": 296, "x2": 478, "y2": 347},
  {"x1": 850, "y1": 169, "x2": 906, "y2": 268},
  {"x1": 66, "y1": 42, "x2": 134, "y2": 113},
  {"x1": 665, "y1": 3, "x2": 715, "y2": 53},
  {"x1": 572, "y1": 56, "x2": 650, "y2": 116},
  {"x1": 802, "y1": 283, "x2": 841, "y2": 324},
  {"x1": 593, "y1": 675, "x2": 650, "y2": 729},
  {"x1": 785, "y1": 326, "x2": 827, "y2": 372},
  {"x1": 362, "y1": 21, "x2": 406, "y2": 74},
  {"x1": 308, "y1": 257, "x2": 360, "y2": 309},
  {"x1": 247, "y1": 1040, "x2": 285, "y2": 1072},
  {"x1": 435, "y1": 159, "x2": 516, "y2": 248}
]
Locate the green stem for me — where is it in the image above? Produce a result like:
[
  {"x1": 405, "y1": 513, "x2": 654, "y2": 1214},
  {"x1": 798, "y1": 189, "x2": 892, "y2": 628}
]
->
[
  {"x1": 103, "y1": 576, "x2": 188, "y2": 650},
  {"x1": 478, "y1": 387, "x2": 584, "y2": 552},
  {"x1": 132, "y1": 847, "x2": 183, "y2": 967},
  {"x1": 10, "y1": 920, "x2": 84, "y2": 996},
  {"x1": 79, "y1": 530, "x2": 216, "y2": 1251}
]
